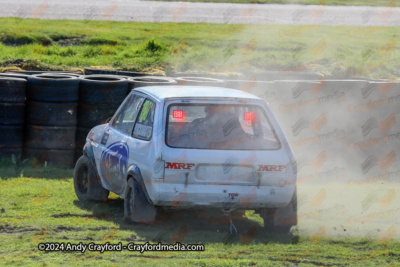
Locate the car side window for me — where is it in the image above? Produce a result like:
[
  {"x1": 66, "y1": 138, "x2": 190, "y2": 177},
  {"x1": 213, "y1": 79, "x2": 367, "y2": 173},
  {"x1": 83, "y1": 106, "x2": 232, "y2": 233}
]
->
[
  {"x1": 112, "y1": 95, "x2": 145, "y2": 135},
  {"x1": 132, "y1": 99, "x2": 156, "y2": 140}
]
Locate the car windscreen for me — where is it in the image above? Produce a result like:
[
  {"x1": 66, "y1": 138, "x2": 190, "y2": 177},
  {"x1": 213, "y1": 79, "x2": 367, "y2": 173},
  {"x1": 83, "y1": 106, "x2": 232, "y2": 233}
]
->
[{"x1": 166, "y1": 103, "x2": 281, "y2": 150}]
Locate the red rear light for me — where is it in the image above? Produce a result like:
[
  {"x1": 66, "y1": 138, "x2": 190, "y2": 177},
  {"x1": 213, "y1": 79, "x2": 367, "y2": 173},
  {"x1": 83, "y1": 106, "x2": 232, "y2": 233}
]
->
[
  {"x1": 173, "y1": 110, "x2": 184, "y2": 119},
  {"x1": 244, "y1": 112, "x2": 255, "y2": 122}
]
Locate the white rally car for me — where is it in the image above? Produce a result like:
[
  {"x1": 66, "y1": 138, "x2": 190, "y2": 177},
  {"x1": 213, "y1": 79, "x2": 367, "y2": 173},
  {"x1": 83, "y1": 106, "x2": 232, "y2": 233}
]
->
[{"x1": 74, "y1": 86, "x2": 297, "y2": 233}]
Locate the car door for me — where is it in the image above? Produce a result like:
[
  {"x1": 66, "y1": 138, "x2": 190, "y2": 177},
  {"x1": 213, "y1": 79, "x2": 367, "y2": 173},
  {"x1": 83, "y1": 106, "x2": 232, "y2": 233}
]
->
[
  {"x1": 125, "y1": 98, "x2": 160, "y2": 201},
  {"x1": 96, "y1": 93, "x2": 145, "y2": 195}
]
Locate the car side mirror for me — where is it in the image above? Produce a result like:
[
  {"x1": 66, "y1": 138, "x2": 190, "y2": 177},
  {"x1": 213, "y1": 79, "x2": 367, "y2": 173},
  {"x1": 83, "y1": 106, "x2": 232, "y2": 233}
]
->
[{"x1": 106, "y1": 117, "x2": 112, "y2": 124}]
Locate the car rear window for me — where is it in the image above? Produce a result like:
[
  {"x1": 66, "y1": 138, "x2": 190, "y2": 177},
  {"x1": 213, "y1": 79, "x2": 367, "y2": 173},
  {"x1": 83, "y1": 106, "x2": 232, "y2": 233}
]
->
[{"x1": 166, "y1": 104, "x2": 280, "y2": 150}]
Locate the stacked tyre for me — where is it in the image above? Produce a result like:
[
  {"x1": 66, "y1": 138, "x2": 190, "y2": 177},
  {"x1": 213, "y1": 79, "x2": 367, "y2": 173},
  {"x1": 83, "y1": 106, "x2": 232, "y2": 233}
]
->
[
  {"x1": 175, "y1": 77, "x2": 225, "y2": 87},
  {"x1": 128, "y1": 76, "x2": 177, "y2": 93},
  {"x1": 83, "y1": 67, "x2": 162, "y2": 78},
  {"x1": 23, "y1": 74, "x2": 79, "y2": 168},
  {"x1": 0, "y1": 78, "x2": 27, "y2": 159},
  {"x1": 75, "y1": 75, "x2": 129, "y2": 161},
  {"x1": 7, "y1": 70, "x2": 83, "y2": 76}
]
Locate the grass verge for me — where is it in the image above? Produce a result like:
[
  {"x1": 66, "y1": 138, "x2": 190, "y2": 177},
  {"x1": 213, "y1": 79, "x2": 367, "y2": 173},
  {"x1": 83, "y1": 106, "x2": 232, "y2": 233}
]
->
[
  {"x1": 0, "y1": 18, "x2": 399, "y2": 79},
  {"x1": 1, "y1": 165, "x2": 400, "y2": 266}
]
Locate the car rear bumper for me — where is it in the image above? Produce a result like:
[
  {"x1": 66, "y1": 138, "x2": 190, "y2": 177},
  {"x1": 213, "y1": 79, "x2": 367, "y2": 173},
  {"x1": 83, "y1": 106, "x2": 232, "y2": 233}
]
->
[{"x1": 152, "y1": 183, "x2": 295, "y2": 210}]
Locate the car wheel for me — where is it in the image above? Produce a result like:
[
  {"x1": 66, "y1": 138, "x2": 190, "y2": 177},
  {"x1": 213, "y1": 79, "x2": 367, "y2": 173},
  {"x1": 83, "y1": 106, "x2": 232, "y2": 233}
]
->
[
  {"x1": 124, "y1": 177, "x2": 157, "y2": 224},
  {"x1": 73, "y1": 155, "x2": 109, "y2": 201},
  {"x1": 260, "y1": 188, "x2": 297, "y2": 235}
]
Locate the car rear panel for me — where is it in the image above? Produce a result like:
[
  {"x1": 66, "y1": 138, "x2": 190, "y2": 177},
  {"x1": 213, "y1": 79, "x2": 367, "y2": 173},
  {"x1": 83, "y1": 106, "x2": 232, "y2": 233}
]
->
[{"x1": 156, "y1": 98, "x2": 296, "y2": 209}]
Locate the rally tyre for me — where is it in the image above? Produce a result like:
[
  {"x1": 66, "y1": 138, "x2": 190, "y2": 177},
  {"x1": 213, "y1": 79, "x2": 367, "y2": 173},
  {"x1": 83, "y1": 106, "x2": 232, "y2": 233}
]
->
[
  {"x1": 73, "y1": 155, "x2": 109, "y2": 202},
  {"x1": 124, "y1": 178, "x2": 157, "y2": 224},
  {"x1": 27, "y1": 74, "x2": 80, "y2": 102},
  {"x1": 0, "y1": 77, "x2": 27, "y2": 102},
  {"x1": 260, "y1": 188, "x2": 297, "y2": 235}
]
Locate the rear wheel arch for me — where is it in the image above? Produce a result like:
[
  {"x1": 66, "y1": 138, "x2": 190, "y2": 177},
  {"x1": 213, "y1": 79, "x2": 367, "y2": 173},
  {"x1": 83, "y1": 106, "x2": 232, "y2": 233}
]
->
[{"x1": 125, "y1": 166, "x2": 153, "y2": 205}]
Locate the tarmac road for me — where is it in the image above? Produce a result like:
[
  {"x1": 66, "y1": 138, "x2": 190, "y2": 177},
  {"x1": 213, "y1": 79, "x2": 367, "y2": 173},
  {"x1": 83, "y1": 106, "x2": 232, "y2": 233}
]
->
[{"x1": 0, "y1": 0, "x2": 399, "y2": 25}]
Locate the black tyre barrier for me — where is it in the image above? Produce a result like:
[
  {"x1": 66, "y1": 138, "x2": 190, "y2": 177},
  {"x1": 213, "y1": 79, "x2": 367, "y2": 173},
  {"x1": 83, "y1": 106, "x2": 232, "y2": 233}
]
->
[
  {"x1": 7, "y1": 70, "x2": 83, "y2": 75},
  {"x1": 77, "y1": 103, "x2": 120, "y2": 128},
  {"x1": 83, "y1": 67, "x2": 162, "y2": 77},
  {"x1": 0, "y1": 73, "x2": 30, "y2": 80},
  {"x1": 24, "y1": 125, "x2": 76, "y2": 150},
  {"x1": 26, "y1": 101, "x2": 78, "y2": 126},
  {"x1": 0, "y1": 77, "x2": 26, "y2": 102},
  {"x1": 0, "y1": 103, "x2": 25, "y2": 125},
  {"x1": 128, "y1": 76, "x2": 177, "y2": 91},
  {"x1": 23, "y1": 148, "x2": 75, "y2": 169},
  {"x1": 0, "y1": 125, "x2": 24, "y2": 148},
  {"x1": 0, "y1": 148, "x2": 22, "y2": 158},
  {"x1": 79, "y1": 75, "x2": 129, "y2": 104},
  {"x1": 75, "y1": 126, "x2": 92, "y2": 149},
  {"x1": 27, "y1": 74, "x2": 80, "y2": 103},
  {"x1": 175, "y1": 77, "x2": 225, "y2": 87}
]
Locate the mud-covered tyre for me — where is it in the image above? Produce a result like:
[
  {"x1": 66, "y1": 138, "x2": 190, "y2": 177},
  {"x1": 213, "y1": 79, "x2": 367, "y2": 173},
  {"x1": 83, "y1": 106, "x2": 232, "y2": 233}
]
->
[
  {"x1": 260, "y1": 188, "x2": 297, "y2": 234},
  {"x1": 79, "y1": 75, "x2": 128, "y2": 104},
  {"x1": 77, "y1": 103, "x2": 120, "y2": 128},
  {"x1": 26, "y1": 101, "x2": 78, "y2": 126},
  {"x1": 75, "y1": 127, "x2": 92, "y2": 149},
  {"x1": 24, "y1": 125, "x2": 76, "y2": 149},
  {"x1": 73, "y1": 155, "x2": 109, "y2": 202},
  {"x1": 0, "y1": 77, "x2": 26, "y2": 102},
  {"x1": 0, "y1": 103, "x2": 25, "y2": 125},
  {"x1": 124, "y1": 178, "x2": 157, "y2": 224},
  {"x1": 27, "y1": 74, "x2": 80, "y2": 102}
]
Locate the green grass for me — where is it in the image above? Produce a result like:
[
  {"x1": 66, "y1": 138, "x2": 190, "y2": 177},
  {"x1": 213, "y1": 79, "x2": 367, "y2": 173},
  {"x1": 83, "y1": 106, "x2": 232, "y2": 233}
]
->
[
  {"x1": 144, "y1": 0, "x2": 396, "y2": 7},
  {"x1": 0, "y1": 18, "x2": 400, "y2": 79},
  {"x1": 1, "y1": 164, "x2": 400, "y2": 266}
]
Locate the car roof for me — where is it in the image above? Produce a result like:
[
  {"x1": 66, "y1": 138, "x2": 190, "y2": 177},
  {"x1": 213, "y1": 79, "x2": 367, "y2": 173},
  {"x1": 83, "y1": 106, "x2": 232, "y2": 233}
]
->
[{"x1": 133, "y1": 86, "x2": 261, "y2": 101}]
